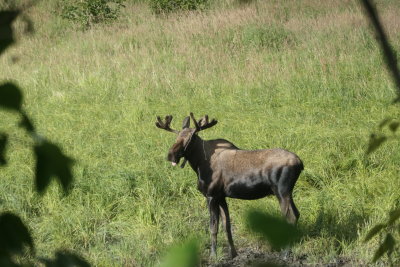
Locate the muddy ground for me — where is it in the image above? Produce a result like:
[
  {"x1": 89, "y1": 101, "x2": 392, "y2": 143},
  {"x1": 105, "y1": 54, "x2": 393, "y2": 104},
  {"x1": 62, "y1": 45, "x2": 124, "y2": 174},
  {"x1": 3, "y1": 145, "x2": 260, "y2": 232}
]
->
[{"x1": 203, "y1": 247, "x2": 362, "y2": 267}]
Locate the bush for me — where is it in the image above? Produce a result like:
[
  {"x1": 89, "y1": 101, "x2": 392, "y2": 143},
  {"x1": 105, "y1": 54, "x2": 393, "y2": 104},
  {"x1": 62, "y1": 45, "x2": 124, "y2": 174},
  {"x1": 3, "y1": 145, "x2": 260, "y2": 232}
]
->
[
  {"x1": 149, "y1": 0, "x2": 208, "y2": 14},
  {"x1": 59, "y1": 0, "x2": 125, "y2": 29}
]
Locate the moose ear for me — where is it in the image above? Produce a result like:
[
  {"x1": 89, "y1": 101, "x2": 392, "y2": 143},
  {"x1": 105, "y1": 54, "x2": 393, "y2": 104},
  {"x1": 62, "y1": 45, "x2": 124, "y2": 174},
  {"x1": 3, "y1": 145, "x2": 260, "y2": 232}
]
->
[{"x1": 182, "y1": 116, "x2": 190, "y2": 129}]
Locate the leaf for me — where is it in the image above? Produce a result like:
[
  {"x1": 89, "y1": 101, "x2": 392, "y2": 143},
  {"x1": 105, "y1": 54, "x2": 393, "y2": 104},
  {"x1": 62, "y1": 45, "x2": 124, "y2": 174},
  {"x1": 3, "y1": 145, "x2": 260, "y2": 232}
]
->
[
  {"x1": 366, "y1": 134, "x2": 387, "y2": 154},
  {"x1": 0, "y1": 257, "x2": 19, "y2": 266},
  {"x1": 372, "y1": 233, "x2": 395, "y2": 262},
  {"x1": 246, "y1": 210, "x2": 301, "y2": 250},
  {"x1": 0, "y1": 82, "x2": 23, "y2": 111},
  {"x1": 159, "y1": 239, "x2": 199, "y2": 267},
  {"x1": 19, "y1": 112, "x2": 35, "y2": 133},
  {"x1": 388, "y1": 208, "x2": 400, "y2": 226},
  {"x1": 34, "y1": 140, "x2": 74, "y2": 194},
  {"x1": 21, "y1": 14, "x2": 34, "y2": 34},
  {"x1": 0, "y1": 212, "x2": 34, "y2": 256},
  {"x1": 40, "y1": 251, "x2": 91, "y2": 267},
  {"x1": 388, "y1": 121, "x2": 400, "y2": 133},
  {"x1": 0, "y1": 10, "x2": 20, "y2": 54},
  {"x1": 378, "y1": 118, "x2": 392, "y2": 129},
  {"x1": 364, "y1": 223, "x2": 386, "y2": 242},
  {"x1": 0, "y1": 133, "x2": 7, "y2": 166}
]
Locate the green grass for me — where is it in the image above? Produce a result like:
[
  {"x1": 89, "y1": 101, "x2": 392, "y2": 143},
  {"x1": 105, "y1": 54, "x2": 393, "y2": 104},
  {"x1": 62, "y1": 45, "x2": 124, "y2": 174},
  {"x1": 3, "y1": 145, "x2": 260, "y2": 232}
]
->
[{"x1": 1, "y1": 0, "x2": 400, "y2": 265}]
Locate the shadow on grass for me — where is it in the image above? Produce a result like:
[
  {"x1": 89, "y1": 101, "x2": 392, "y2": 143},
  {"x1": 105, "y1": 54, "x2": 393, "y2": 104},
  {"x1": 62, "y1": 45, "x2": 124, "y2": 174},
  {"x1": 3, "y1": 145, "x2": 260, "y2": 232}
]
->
[{"x1": 301, "y1": 204, "x2": 368, "y2": 254}]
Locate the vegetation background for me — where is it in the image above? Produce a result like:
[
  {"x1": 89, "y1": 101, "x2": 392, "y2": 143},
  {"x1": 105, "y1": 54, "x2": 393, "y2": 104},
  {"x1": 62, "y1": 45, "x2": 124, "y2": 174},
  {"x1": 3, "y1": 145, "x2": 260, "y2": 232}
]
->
[{"x1": 1, "y1": 0, "x2": 400, "y2": 265}]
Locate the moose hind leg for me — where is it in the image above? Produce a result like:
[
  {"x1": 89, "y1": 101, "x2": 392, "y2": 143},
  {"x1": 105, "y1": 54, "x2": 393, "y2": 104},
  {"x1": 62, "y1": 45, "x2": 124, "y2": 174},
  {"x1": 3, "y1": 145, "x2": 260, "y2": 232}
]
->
[
  {"x1": 219, "y1": 198, "x2": 237, "y2": 259},
  {"x1": 279, "y1": 195, "x2": 299, "y2": 224},
  {"x1": 208, "y1": 197, "x2": 220, "y2": 257},
  {"x1": 277, "y1": 167, "x2": 300, "y2": 224}
]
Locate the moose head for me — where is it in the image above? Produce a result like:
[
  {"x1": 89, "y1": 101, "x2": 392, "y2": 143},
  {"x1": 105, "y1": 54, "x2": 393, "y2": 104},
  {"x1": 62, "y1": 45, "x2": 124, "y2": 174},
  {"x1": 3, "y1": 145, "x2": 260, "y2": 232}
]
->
[{"x1": 155, "y1": 112, "x2": 217, "y2": 167}]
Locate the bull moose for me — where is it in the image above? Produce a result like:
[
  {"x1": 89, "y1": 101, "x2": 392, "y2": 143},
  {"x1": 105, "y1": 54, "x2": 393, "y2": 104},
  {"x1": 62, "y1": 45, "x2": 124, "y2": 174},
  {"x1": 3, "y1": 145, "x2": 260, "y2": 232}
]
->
[{"x1": 156, "y1": 113, "x2": 303, "y2": 259}]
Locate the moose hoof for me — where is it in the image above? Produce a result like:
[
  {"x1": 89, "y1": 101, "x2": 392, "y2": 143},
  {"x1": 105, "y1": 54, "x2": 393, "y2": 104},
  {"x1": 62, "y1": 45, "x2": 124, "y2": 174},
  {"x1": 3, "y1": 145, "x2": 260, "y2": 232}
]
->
[{"x1": 230, "y1": 250, "x2": 238, "y2": 259}]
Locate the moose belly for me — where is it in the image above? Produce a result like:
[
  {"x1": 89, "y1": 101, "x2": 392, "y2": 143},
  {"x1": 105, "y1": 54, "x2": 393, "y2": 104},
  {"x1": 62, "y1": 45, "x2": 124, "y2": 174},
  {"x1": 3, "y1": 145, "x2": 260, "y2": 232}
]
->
[{"x1": 225, "y1": 177, "x2": 273, "y2": 200}]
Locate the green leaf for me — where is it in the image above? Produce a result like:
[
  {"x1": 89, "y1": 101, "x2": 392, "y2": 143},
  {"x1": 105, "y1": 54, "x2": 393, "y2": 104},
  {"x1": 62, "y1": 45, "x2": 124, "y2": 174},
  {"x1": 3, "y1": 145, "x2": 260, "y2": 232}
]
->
[
  {"x1": 159, "y1": 239, "x2": 199, "y2": 267},
  {"x1": 0, "y1": 133, "x2": 7, "y2": 166},
  {"x1": 378, "y1": 118, "x2": 392, "y2": 129},
  {"x1": 34, "y1": 141, "x2": 74, "y2": 194},
  {"x1": 389, "y1": 121, "x2": 400, "y2": 133},
  {"x1": 0, "y1": 256, "x2": 20, "y2": 267},
  {"x1": 0, "y1": 10, "x2": 20, "y2": 55},
  {"x1": 0, "y1": 212, "x2": 34, "y2": 256},
  {"x1": 21, "y1": 14, "x2": 34, "y2": 34},
  {"x1": 388, "y1": 208, "x2": 400, "y2": 226},
  {"x1": 19, "y1": 112, "x2": 35, "y2": 133},
  {"x1": 40, "y1": 251, "x2": 91, "y2": 267},
  {"x1": 366, "y1": 134, "x2": 387, "y2": 154},
  {"x1": 364, "y1": 223, "x2": 386, "y2": 242},
  {"x1": 372, "y1": 233, "x2": 395, "y2": 262},
  {"x1": 246, "y1": 210, "x2": 301, "y2": 250},
  {"x1": 0, "y1": 82, "x2": 23, "y2": 111}
]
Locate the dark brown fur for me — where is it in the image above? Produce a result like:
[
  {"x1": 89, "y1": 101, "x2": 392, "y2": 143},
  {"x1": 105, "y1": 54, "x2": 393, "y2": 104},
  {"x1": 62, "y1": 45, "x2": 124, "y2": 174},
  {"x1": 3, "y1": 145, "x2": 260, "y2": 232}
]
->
[{"x1": 156, "y1": 114, "x2": 303, "y2": 259}]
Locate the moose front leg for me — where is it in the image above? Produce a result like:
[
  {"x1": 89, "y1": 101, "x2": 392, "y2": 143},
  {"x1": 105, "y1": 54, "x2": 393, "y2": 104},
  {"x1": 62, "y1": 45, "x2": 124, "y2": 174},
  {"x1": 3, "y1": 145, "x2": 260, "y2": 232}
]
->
[
  {"x1": 207, "y1": 197, "x2": 220, "y2": 258},
  {"x1": 219, "y1": 198, "x2": 237, "y2": 259}
]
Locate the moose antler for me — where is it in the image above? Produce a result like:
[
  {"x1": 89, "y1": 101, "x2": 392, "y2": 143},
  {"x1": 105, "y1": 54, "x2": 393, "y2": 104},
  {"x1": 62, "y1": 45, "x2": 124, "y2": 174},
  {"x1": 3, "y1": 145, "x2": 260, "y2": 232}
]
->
[
  {"x1": 190, "y1": 113, "x2": 218, "y2": 132},
  {"x1": 156, "y1": 115, "x2": 179, "y2": 134}
]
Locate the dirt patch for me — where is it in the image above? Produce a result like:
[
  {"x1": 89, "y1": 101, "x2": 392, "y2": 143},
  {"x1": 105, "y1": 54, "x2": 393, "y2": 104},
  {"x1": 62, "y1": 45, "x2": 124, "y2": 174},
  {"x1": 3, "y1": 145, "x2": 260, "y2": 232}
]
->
[{"x1": 203, "y1": 247, "x2": 352, "y2": 267}]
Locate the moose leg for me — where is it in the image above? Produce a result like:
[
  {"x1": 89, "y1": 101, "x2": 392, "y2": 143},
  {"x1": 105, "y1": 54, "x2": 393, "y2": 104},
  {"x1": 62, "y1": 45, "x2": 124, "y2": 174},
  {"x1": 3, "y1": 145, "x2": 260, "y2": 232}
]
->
[
  {"x1": 277, "y1": 167, "x2": 300, "y2": 224},
  {"x1": 287, "y1": 195, "x2": 300, "y2": 224},
  {"x1": 278, "y1": 194, "x2": 299, "y2": 224},
  {"x1": 219, "y1": 198, "x2": 237, "y2": 259},
  {"x1": 208, "y1": 197, "x2": 220, "y2": 257},
  {"x1": 277, "y1": 194, "x2": 298, "y2": 260}
]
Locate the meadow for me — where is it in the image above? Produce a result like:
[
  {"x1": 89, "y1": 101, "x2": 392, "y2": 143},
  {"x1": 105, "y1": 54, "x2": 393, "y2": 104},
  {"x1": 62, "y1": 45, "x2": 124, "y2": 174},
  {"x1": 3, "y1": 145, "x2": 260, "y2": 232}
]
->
[{"x1": 1, "y1": 0, "x2": 400, "y2": 265}]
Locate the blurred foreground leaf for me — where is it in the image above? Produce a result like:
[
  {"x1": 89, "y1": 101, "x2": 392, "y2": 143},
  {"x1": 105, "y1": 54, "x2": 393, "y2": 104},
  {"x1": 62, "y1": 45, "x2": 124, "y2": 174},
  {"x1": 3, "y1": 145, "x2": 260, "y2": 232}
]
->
[
  {"x1": 40, "y1": 251, "x2": 91, "y2": 267},
  {"x1": 366, "y1": 134, "x2": 387, "y2": 154},
  {"x1": 388, "y1": 208, "x2": 400, "y2": 226},
  {"x1": 0, "y1": 212, "x2": 34, "y2": 256},
  {"x1": 0, "y1": 133, "x2": 7, "y2": 165},
  {"x1": 373, "y1": 233, "x2": 395, "y2": 262},
  {"x1": 0, "y1": 82, "x2": 23, "y2": 112},
  {"x1": 21, "y1": 14, "x2": 34, "y2": 34},
  {"x1": 247, "y1": 210, "x2": 301, "y2": 250},
  {"x1": 360, "y1": 0, "x2": 400, "y2": 102},
  {"x1": 364, "y1": 223, "x2": 386, "y2": 242},
  {"x1": 388, "y1": 121, "x2": 400, "y2": 133},
  {"x1": 379, "y1": 118, "x2": 392, "y2": 129},
  {"x1": 34, "y1": 141, "x2": 74, "y2": 194},
  {"x1": 19, "y1": 111, "x2": 35, "y2": 133},
  {"x1": 0, "y1": 10, "x2": 20, "y2": 55},
  {"x1": 159, "y1": 239, "x2": 199, "y2": 267}
]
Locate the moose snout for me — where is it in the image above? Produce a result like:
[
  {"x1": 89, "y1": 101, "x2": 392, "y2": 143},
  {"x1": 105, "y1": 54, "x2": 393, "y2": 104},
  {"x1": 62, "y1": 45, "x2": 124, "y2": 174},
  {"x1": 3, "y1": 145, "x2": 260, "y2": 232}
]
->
[
  {"x1": 167, "y1": 151, "x2": 175, "y2": 162},
  {"x1": 167, "y1": 150, "x2": 181, "y2": 165}
]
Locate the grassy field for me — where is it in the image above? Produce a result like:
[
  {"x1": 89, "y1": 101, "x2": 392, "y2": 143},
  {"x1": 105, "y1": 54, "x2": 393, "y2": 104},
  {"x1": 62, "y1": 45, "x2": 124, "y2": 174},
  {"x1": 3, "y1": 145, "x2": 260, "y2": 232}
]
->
[{"x1": 1, "y1": 0, "x2": 400, "y2": 265}]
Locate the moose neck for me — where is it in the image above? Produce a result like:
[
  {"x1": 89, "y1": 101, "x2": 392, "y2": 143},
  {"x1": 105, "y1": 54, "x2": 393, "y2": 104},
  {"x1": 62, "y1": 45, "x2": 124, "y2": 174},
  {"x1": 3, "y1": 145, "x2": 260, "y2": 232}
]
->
[{"x1": 184, "y1": 134, "x2": 209, "y2": 174}]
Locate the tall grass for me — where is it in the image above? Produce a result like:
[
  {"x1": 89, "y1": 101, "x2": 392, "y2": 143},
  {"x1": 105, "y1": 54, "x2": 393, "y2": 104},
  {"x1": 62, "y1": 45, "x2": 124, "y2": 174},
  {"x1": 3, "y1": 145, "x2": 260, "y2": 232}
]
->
[{"x1": 1, "y1": 0, "x2": 400, "y2": 265}]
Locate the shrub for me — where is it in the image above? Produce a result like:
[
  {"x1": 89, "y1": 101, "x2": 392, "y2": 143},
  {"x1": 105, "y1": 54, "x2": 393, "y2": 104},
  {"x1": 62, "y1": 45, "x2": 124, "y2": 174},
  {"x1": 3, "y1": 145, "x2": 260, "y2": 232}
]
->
[
  {"x1": 149, "y1": 0, "x2": 208, "y2": 14},
  {"x1": 59, "y1": 0, "x2": 125, "y2": 29}
]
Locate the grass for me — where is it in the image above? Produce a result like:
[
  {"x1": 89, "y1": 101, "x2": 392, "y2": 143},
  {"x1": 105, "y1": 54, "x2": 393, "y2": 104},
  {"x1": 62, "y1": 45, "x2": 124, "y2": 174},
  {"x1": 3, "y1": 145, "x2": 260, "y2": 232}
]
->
[{"x1": 1, "y1": 0, "x2": 400, "y2": 265}]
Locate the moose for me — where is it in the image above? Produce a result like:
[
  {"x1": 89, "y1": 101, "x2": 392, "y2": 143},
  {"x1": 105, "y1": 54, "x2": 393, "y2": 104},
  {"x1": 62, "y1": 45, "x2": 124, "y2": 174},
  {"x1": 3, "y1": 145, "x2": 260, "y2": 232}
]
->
[{"x1": 156, "y1": 113, "x2": 303, "y2": 259}]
